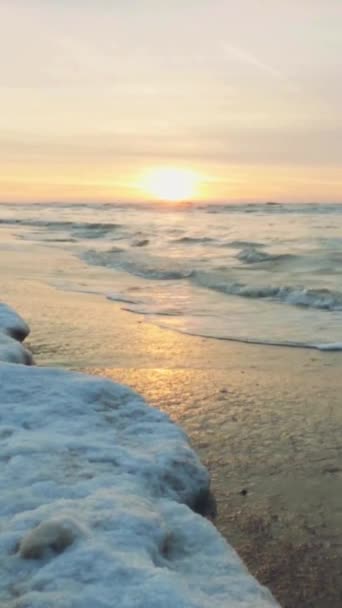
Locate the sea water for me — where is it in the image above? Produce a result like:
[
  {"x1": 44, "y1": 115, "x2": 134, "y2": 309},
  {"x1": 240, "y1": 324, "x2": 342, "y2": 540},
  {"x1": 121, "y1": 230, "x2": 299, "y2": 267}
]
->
[{"x1": 1, "y1": 201, "x2": 342, "y2": 350}]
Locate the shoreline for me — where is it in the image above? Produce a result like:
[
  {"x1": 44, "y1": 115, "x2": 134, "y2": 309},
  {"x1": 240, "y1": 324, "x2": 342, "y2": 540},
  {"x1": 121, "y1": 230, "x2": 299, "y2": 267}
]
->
[{"x1": 2, "y1": 246, "x2": 342, "y2": 606}]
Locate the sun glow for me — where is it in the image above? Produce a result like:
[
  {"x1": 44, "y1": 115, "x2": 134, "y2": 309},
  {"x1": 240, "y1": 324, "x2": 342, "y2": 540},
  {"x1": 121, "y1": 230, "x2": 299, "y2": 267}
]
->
[{"x1": 140, "y1": 168, "x2": 200, "y2": 202}]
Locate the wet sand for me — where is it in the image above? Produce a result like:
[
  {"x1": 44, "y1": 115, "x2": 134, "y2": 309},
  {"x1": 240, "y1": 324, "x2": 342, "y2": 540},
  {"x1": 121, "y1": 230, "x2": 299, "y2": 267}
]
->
[
  {"x1": 2, "y1": 251, "x2": 342, "y2": 607},
  {"x1": 89, "y1": 366, "x2": 342, "y2": 608}
]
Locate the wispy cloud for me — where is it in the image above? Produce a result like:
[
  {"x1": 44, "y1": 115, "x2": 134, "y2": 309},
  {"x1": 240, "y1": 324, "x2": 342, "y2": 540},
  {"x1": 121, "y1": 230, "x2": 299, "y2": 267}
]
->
[{"x1": 221, "y1": 42, "x2": 299, "y2": 91}]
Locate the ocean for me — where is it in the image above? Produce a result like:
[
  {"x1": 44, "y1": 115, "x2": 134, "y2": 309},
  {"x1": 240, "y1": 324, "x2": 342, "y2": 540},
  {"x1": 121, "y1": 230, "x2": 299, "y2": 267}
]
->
[{"x1": 2, "y1": 201, "x2": 342, "y2": 351}]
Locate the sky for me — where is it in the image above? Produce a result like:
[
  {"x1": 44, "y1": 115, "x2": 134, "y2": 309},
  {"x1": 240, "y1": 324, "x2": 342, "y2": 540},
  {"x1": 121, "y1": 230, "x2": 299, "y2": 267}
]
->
[{"x1": 1, "y1": 0, "x2": 342, "y2": 203}]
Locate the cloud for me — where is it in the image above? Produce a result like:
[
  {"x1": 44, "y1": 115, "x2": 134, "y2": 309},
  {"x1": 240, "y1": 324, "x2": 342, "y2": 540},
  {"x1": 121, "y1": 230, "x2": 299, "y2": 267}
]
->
[
  {"x1": 221, "y1": 42, "x2": 299, "y2": 91},
  {"x1": 2, "y1": 123, "x2": 342, "y2": 168}
]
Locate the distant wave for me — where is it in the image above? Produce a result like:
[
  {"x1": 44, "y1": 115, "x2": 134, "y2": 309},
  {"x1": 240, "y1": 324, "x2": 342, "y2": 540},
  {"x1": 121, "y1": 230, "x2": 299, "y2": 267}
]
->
[
  {"x1": 72, "y1": 224, "x2": 123, "y2": 239},
  {"x1": 0, "y1": 218, "x2": 123, "y2": 236},
  {"x1": 236, "y1": 247, "x2": 275, "y2": 263},
  {"x1": 173, "y1": 236, "x2": 218, "y2": 245},
  {"x1": 200, "y1": 203, "x2": 342, "y2": 215},
  {"x1": 220, "y1": 240, "x2": 266, "y2": 249},
  {"x1": 131, "y1": 238, "x2": 150, "y2": 247},
  {"x1": 235, "y1": 246, "x2": 294, "y2": 264},
  {"x1": 17, "y1": 234, "x2": 77, "y2": 243}
]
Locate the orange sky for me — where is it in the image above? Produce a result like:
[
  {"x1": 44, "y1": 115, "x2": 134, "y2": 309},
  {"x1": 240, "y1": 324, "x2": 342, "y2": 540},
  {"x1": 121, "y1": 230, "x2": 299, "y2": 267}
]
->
[{"x1": 1, "y1": 1, "x2": 342, "y2": 203}]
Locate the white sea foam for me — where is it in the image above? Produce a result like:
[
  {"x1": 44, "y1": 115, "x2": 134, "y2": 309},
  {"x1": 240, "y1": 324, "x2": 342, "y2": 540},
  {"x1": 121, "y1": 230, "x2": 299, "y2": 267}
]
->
[
  {"x1": 0, "y1": 304, "x2": 279, "y2": 608},
  {"x1": 0, "y1": 304, "x2": 33, "y2": 364},
  {"x1": 0, "y1": 333, "x2": 33, "y2": 365},
  {"x1": 313, "y1": 342, "x2": 342, "y2": 351},
  {"x1": 0, "y1": 303, "x2": 30, "y2": 341}
]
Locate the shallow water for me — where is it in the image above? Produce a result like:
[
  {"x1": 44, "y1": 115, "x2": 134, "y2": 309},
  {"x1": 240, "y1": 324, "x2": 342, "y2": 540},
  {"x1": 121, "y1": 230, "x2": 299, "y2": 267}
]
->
[
  {"x1": 2, "y1": 250, "x2": 342, "y2": 608},
  {"x1": 1, "y1": 201, "x2": 342, "y2": 350}
]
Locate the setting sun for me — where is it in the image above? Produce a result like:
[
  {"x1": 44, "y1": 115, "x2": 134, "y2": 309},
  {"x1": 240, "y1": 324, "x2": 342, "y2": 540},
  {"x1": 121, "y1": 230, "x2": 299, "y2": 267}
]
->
[{"x1": 140, "y1": 168, "x2": 200, "y2": 202}]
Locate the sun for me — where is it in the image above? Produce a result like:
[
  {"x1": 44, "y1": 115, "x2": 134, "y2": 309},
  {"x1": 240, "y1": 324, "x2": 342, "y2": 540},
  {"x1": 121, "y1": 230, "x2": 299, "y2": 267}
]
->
[{"x1": 140, "y1": 168, "x2": 199, "y2": 202}]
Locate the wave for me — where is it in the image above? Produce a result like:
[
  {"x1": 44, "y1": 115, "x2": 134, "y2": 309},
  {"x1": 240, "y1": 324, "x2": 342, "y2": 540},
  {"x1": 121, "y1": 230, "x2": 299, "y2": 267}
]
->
[
  {"x1": 200, "y1": 203, "x2": 342, "y2": 215},
  {"x1": 221, "y1": 240, "x2": 266, "y2": 249},
  {"x1": 154, "y1": 322, "x2": 342, "y2": 352},
  {"x1": 0, "y1": 218, "x2": 123, "y2": 234},
  {"x1": 17, "y1": 234, "x2": 77, "y2": 243},
  {"x1": 192, "y1": 272, "x2": 342, "y2": 311},
  {"x1": 115, "y1": 264, "x2": 192, "y2": 281},
  {"x1": 131, "y1": 238, "x2": 149, "y2": 247},
  {"x1": 173, "y1": 236, "x2": 218, "y2": 245},
  {"x1": 107, "y1": 293, "x2": 139, "y2": 305},
  {"x1": 235, "y1": 246, "x2": 294, "y2": 264},
  {"x1": 83, "y1": 249, "x2": 192, "y2": 281},
  {"x1": 82, "y1": 246, "x2": 342, "y2": 311},
  {"x1": 72, "y1": 224, "x2": 123, "y2": 239},
  {"x1": 121, "y1": 305, "x2": 182, "y2": 317}
]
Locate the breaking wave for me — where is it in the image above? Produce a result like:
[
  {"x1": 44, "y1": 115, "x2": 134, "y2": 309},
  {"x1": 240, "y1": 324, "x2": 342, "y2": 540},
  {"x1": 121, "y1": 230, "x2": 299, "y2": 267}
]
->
[
  {"x1": 193, "y1": 272, "x2": 342, "y2": 310},
  {"x1": 81, "y1": 246, "x2": 342, "y2": 312}
]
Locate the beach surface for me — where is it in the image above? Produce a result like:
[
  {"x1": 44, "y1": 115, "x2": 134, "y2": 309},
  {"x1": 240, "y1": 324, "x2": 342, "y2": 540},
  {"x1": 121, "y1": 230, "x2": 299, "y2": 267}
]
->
[{"x1": 2, "y1": 242, "x2": 342, "y2": 607}]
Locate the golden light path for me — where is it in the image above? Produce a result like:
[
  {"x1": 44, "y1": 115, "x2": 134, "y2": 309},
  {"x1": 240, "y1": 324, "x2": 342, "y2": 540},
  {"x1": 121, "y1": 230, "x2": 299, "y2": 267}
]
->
[{"x1": 140, "y1": 168, "x2": 200, "y2": 202}]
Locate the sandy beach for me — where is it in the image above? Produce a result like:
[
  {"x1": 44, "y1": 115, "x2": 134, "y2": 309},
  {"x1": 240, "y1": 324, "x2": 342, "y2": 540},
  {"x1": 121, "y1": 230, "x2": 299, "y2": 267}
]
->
[{"x1": 2, "y1": 241, "x2": 342, "y2": 607}]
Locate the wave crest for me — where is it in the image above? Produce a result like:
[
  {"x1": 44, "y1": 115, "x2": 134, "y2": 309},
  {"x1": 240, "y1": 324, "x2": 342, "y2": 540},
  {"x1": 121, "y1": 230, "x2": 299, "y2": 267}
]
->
[
  {"x1": 193, "y1": 272, "x2": 342, "y2": 311},
  {"x1": 235, "y1": 246, "x2": 295, "y2": 264}
]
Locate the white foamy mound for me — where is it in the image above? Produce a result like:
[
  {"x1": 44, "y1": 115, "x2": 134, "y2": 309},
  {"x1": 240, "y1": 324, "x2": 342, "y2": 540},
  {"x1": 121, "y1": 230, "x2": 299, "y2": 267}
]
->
[
  {"x1": 0, "y1": 306, "x2": 279, "y2": 608},
  {"x1": 0, "y1": 303, "x2": 33, "y2": 364}
]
